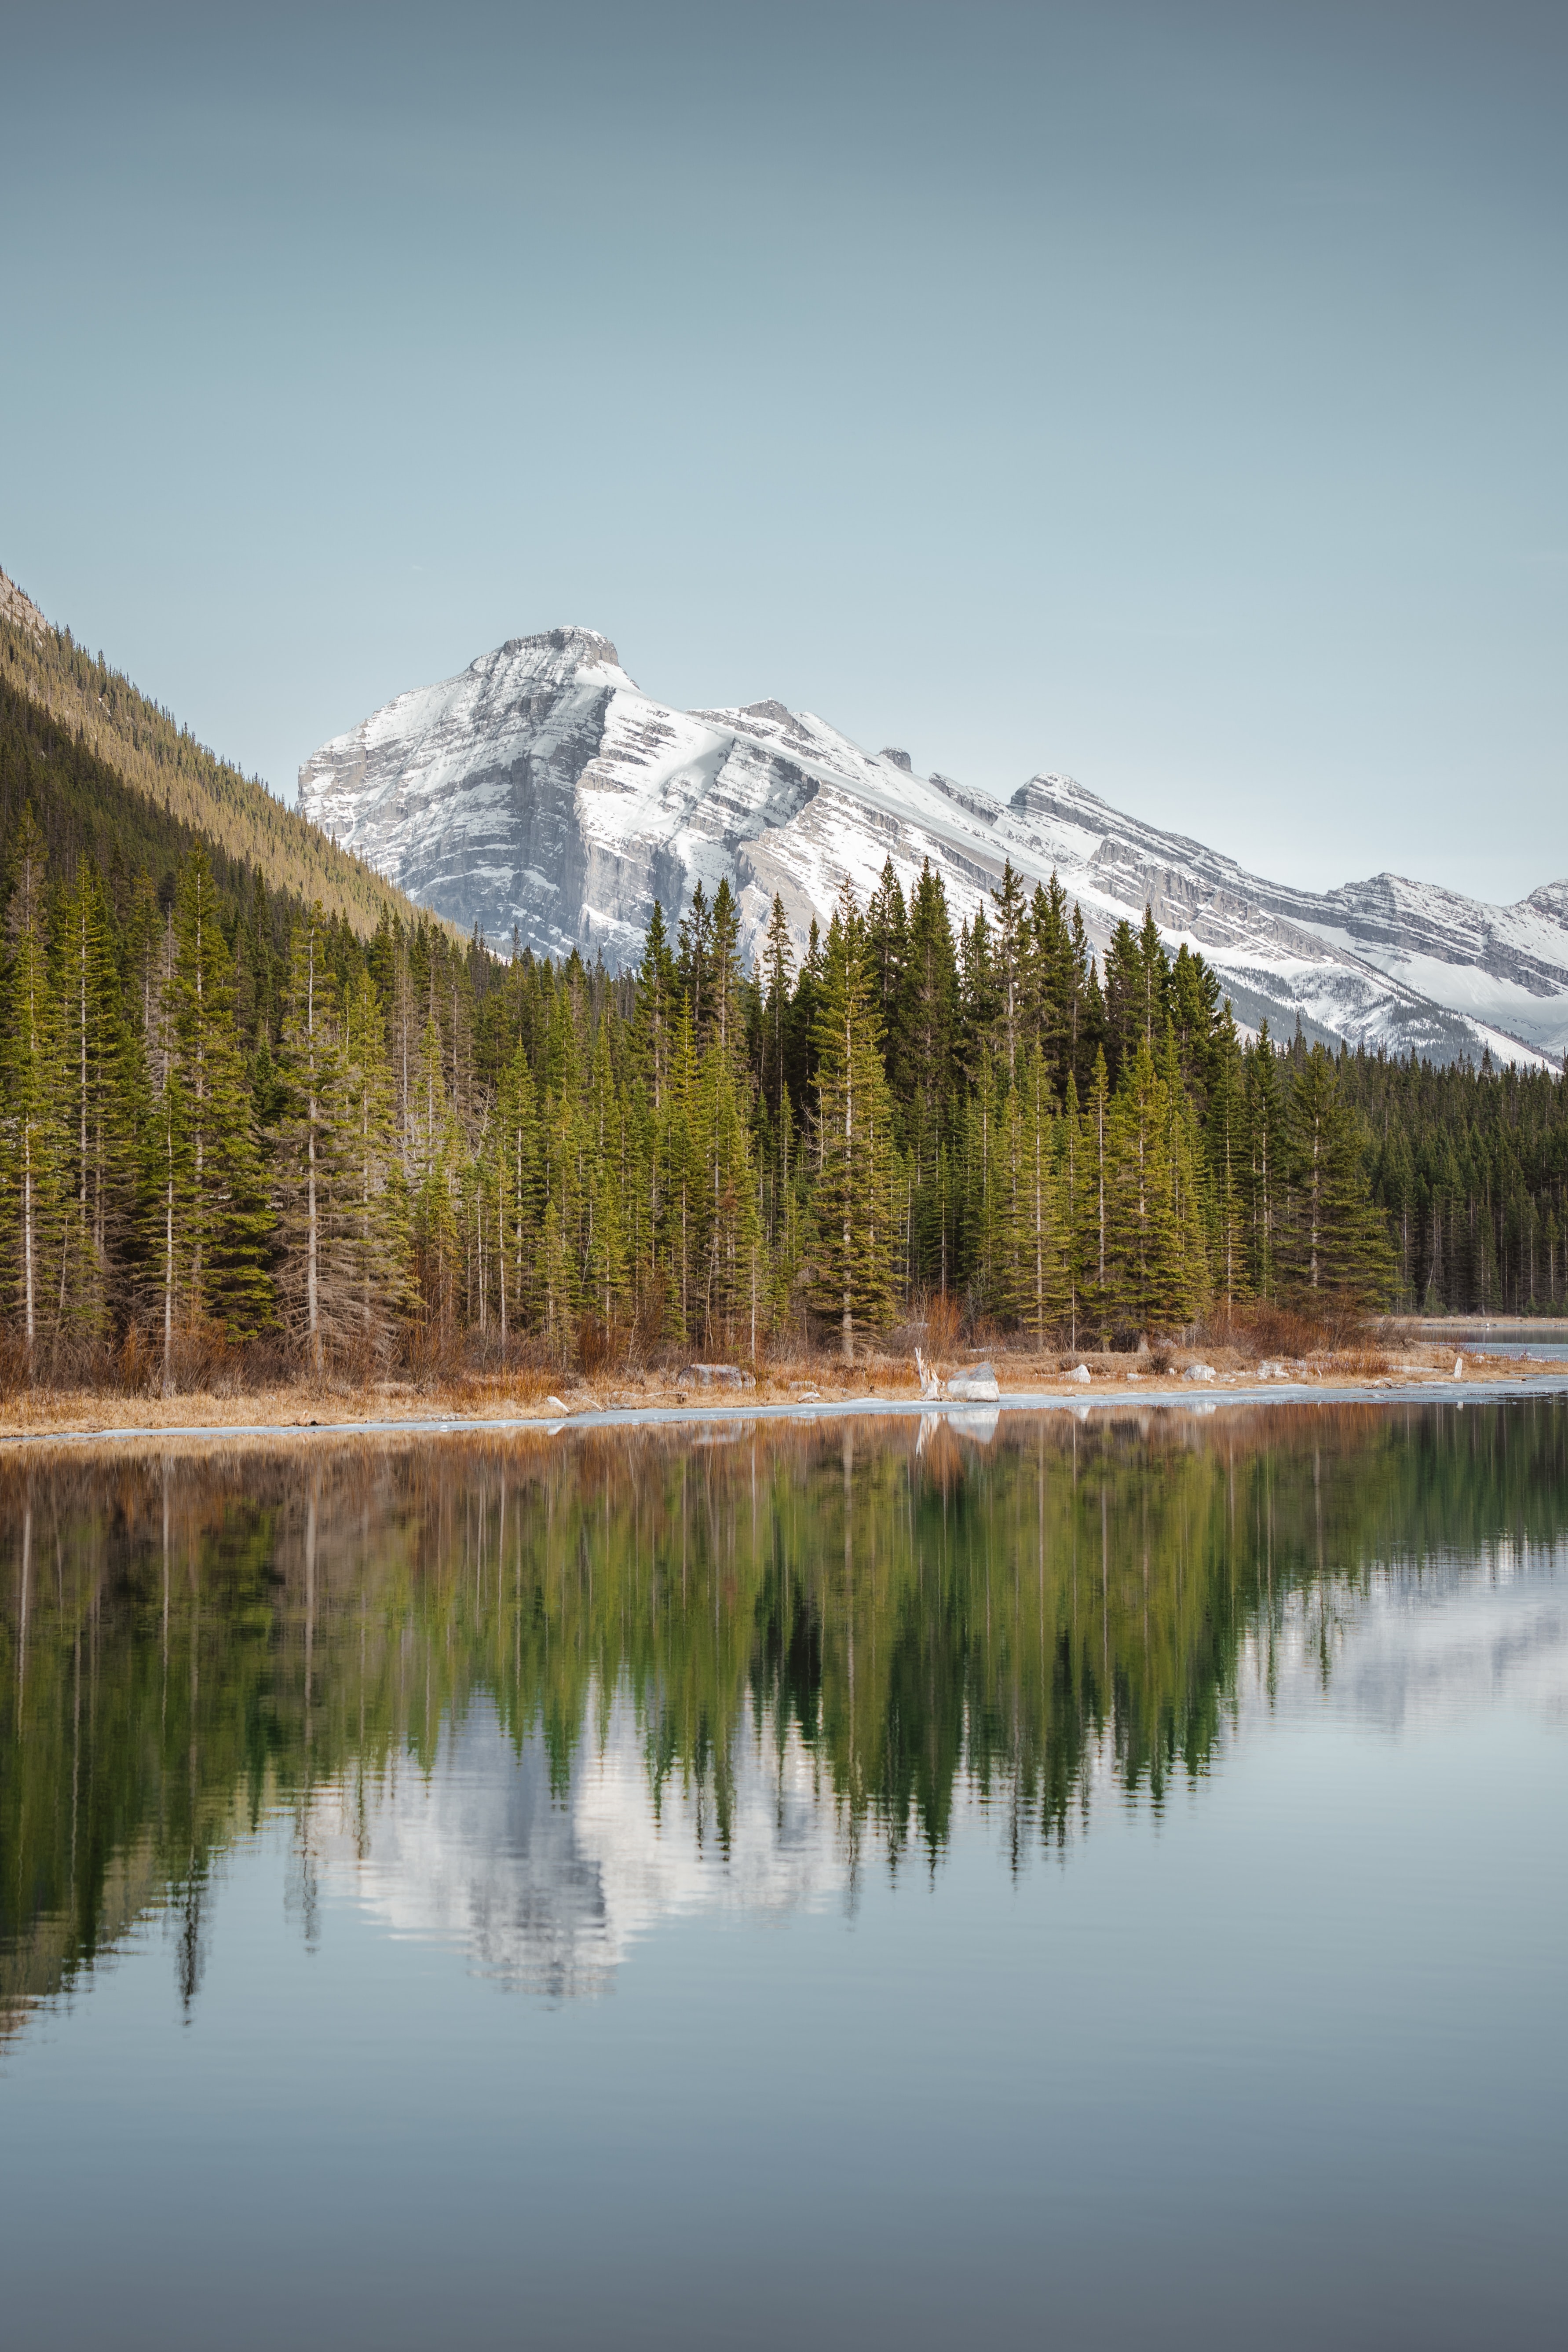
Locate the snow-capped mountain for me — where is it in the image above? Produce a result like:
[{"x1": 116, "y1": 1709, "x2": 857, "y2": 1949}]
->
[{"x1": 299, "y1": 628, "x2": 1567, "y2": 1069}]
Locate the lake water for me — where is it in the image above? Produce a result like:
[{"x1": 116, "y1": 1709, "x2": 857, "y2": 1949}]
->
[{"x1": 3, "y1": 1401, "x2": 1565, "y2": 2351}]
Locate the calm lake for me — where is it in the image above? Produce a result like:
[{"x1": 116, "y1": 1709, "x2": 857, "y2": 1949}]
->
[{"x1": 3, "y1": 1401, "x2": 1565, "y2": 2351}]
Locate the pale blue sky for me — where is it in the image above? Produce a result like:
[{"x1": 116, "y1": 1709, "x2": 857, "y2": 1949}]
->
[{"x1": 3, "y1": 1, "x2": 1564, "y2": 900}]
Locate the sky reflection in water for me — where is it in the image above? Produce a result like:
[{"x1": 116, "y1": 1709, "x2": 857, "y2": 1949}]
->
[{"x1": 2, "y1": 1402, "x2": 1564, "y2": 2350}]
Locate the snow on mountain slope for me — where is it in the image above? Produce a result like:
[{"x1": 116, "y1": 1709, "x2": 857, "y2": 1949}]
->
[{"x1": 300, "y1": 630, "x2": 1566, "y2": 1071}]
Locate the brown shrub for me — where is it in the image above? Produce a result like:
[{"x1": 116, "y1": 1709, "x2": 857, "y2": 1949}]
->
[
  {"x1": 1208, "y1": 1298, "x2": 1371, "y2": 1361},
  {"x1": 577, "y1": 1313, "x2": 636, "y2": 1378},
  {"x1": 924, "y1": 1290, "x2": 965, "y2": 1353},
  {"x1": 117, "y1": 1323, "x2": 157, "y2": 1394}
]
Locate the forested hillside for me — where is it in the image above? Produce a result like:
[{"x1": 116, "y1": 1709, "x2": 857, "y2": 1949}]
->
[
  {"x1": 0, "y1": 566, "x2": 449, "y2": 939},
  {"x1": 2, "y1": 583, "x2": 1562, "y2": 1387},
  {"x1": 1352, "y1": 1054, "x2": 1568, "y2": 1315},
  {"x1": 0, "y1": 738, "x2": 1424, "y2": 1390}
]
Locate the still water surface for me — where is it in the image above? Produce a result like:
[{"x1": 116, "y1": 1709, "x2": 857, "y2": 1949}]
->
[{"x1": 3, "y1": 1402, "x2": 1565, "y2": 2350}]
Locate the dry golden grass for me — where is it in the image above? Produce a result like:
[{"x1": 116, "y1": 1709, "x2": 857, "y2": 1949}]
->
[{"x1": 0, "y1": 1335, "x2": 1554, "y2": 1443}]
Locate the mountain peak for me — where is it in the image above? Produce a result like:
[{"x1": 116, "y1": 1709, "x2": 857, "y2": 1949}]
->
[
  {"x1": 487, "y1": 625, "x2": 627, "y2": 679},
  {"x1": 298, "y1": 634, "x2": 1568, "y2": 1069}
]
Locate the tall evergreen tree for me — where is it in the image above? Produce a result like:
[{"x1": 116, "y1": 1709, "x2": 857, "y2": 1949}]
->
[
  {"x1": 55, "y1": 856, "x2": 120, "y2": 1329},
  {"x1": 144, "y1": 846, "x2": 273, "y2": 1381},
  {"x1": 1076, "y1": 1049, "x2": 1114, "y2": 1344},
  {"x1": 810, "y1": 886, "x2": 900, "y2": 1359},
  {"x1": 1205, "y1": 1009, "x2": 1249, "y2": 1316},
  {"x1": 0, "y1": 808, "x2": 70, "y2": 1365},
  {"x1": 1104, "y1": 1035, "x2": 1192, "y2": 1335},
  {"x1": 1001, "y1": 1041, "x2": 1066, "y2": 1345},
  {"x1": 1280, "y1": 1046, "x2": 1394, "y2": 1307},
  {"x1": 274, "y1": 905, "x2": 338, "y2": 1372}
]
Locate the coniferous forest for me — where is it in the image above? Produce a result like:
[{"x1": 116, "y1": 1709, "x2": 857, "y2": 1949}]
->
[{"x1": 1, "y1": 664, "x2": 1565, "y2": 1388}]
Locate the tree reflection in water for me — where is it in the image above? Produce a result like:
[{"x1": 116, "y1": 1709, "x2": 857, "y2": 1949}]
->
[{"x1": 3, "y1": 1399, "x2": 1564, "y2": 2020}]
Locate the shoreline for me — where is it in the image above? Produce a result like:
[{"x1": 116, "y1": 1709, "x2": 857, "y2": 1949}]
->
[{"x1": 4, "y1": 1364, "x2": 1566, "y2": 1452}]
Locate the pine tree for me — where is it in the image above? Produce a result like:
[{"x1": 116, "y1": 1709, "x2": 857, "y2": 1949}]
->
[
  {"x1": 143, "y1": 845, "x2": 273, "y2": 1381},
  {"x1": 1069, "y1": 902, "x2": 1104, "y2": 1096},
  {"x1": 760, "y1": 893, "x2": 794, "y2": 1139},
  {"x1": 492, "y1": 1036, "x2": 540, "y2": 1342},
  {"x1": 186, "y1": 863, "x2": 272, "y2": 1340},
  {"x1": 582, "y1": 1012, "x2": 630, "y2": 1331},
  {"x1": 1028, "y1": 872, "x2": 1072, "y2": 1087},
  {"x1": 1003, "y1": 1040, "x2": 1066, "y2": 1346},
  {"x1": 1160, "y1": 1024, "x2": 1210, "y2": 1326},
  {"x1": 337, "y1": 966, "x2": 409, "y2": 1362},
  {"x1": 867, "y1": 858, "x2": 909, "y2": 1083},
  {"x1": 657, "y1": 999, "x2": 702, "y2": 1342},
  {"x1": 1076, "y1": 1049, "x2": 1114, "y2": 1343},
  {"x1": 676, "y1": 881, "x2": 714, "y2": 1039},
  {"x1": 957, "y1": 906, "x2": 998, "y2": 1086},
  {"x1": 1244, "y1": 1025, "x2": 1285, "y2": 1301},
  {"x1": 275, "y1": 905, "x2": 339, "y2": 1372},
  {"x1": 789, "y1": 916, "x2": 824, "y2": 1116},
  {"x1": 961, "y1": 1046, "x2": 1002, "y2": 1309},
  {"x1": 0, "y1": 808, "x2": 70, "y2": 1368},
  {"x1": 1204, "y1": 1008, "x2": 1249, "y2": 1315},
  {"x1": 408, "y1": 1009, "x2": 463, "y2": 1350},
  {"x1": 989, "y1": 860, "x2": 1028, "y2": 1071},
  {"x1": 1060, "y1": 1071, "x2": 1084, "y2": 1350},
  {"x1": 1104, "y1": 914, "x2": 1169, "y2": 1086},
  {"x1": 55, "y1": 856, "x2": 119, "y2": 1332},
  {"x1": 810, "y1": 885, "x2": 900, "y2": 1359},
  {"x1": 709, "y1": 878, "x2": 743, "y2": 1061},
  {"x1": 899, "y1": 862, "x2": 959, "y2": 1288},
  {"x1": 1280, "y1": 1045, "x2": 1394, "y2": 1307},
  {"x1": 697, "y1": 1035, "x2": 759, "y2": 1354},
  {"x1": 1104, "y1": 1035, "x2": 1189, "y2": 1335}
]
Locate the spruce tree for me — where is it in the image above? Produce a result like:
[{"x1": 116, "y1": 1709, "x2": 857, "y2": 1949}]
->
[
  {"x1": 1244, "y1": 1025, "x2": 1284, "y2": 1301},
  {"x1": 708, "y1": 878, "x2": 742, "y2": 1060},
  {"x1": 1060, "y1": 1071, "x2": 1084, "y2": 1350},
  {"x1": 760, "y1": 893, "x2": 794, "y2": 1141},
  {"x1": 989, "y1": 860, "x2": 1029, "y2": 1070},
  {"x1": 1160, "y1": 1024, "x2": 1210, "y2": 1326},
  {"x1": 144, "y1": 845, "x2": 273, "y2": 1379},
  {"x1": 957, "y1": 906, "x2": 998, "y2": 1086},
  {"x1": 0, "y1": 808, "x2": 70, "y2": 1368},
  {"x1": 338, "y1": 965, "x2": 408, "y2": 1362},
  {"x1": 866, "y1": 858, "x2": 909, "y2": 1079},
  {"x1": 492, "y1": 1036, "x2": 540, "y2": 1342},
  {"x1": 1005, "y1": 1040, "x2": 1066, "y2": 1346},
  {"x1": 899, "y1": 861, "x2": 960, "y2": 1287},
  {"x1": 1204, "y1": 1008, "x2": 1249, "y2": 1315},
  {"x1": 275, "y1": 905, "x2": 339, "y2": 1372},
  {"x1": 55, "y1": 856, "x2": 119, "y2": 1331},
  {"x1": 961, "y1": 1046, "x2": 1002, "y2": 1310},
  {"x1": 1105, "y1": 1035, "x2": 1188, "y2": 1335},
  {"x1": 810, "y1": 886, "x2": 899, "y2": 1360},
  {"x1": 1076, "y1": 1049, "x2": 1113, "y2": 1344},
  {"x1": 1028, "y1": 873, "x2": 1072, "y2": 1087},
  {"x1": 1281, "y1": 1045, "x2": 1394, "y2": 1307}
]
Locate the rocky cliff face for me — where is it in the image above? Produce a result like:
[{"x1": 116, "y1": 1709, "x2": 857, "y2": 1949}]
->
[{"x1": 300, "y1": 630, "x2": 1568, "y2": 1069}]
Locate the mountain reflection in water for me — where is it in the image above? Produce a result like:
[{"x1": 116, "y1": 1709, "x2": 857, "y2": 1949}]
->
[
  {"x1": 3, "y1": 1400, "x2": 1566, "y2": 2029},
  {"x1": 305, "y1": 1694, "x2": 842, "y2": 2000}
]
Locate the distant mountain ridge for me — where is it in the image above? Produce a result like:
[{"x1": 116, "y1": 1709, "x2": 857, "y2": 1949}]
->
[{"x1": 297, "y1": 625, "x2": 1568, "y2": 1068}]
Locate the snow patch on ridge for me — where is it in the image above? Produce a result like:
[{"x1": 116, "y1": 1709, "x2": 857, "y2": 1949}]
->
[{"x1": 300, "y1": 634, "x2": 1565, "y2": 1072}]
